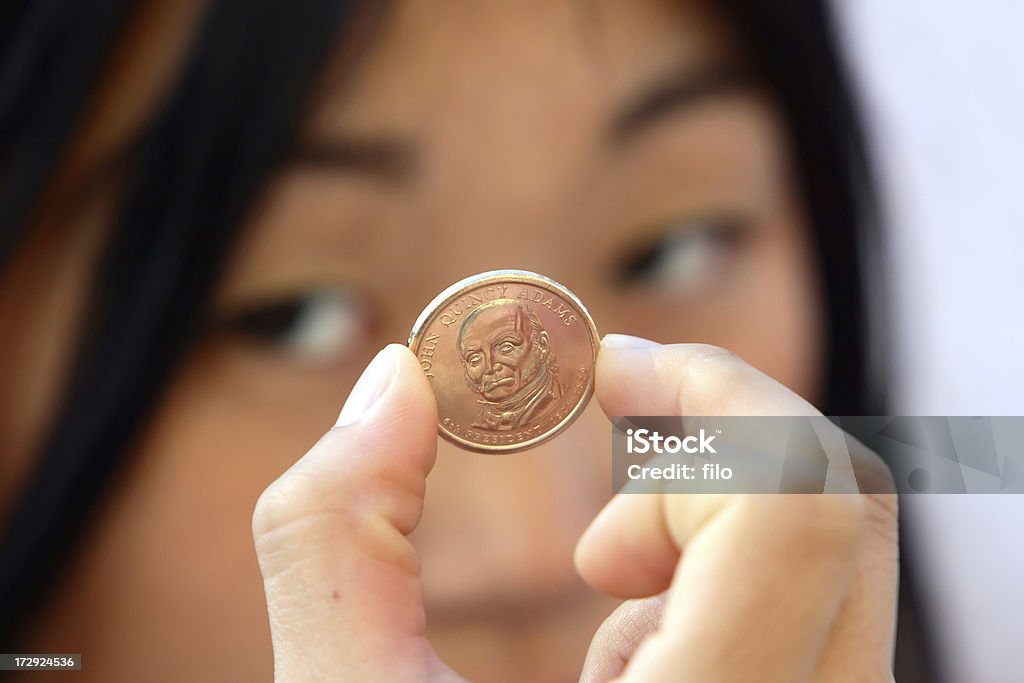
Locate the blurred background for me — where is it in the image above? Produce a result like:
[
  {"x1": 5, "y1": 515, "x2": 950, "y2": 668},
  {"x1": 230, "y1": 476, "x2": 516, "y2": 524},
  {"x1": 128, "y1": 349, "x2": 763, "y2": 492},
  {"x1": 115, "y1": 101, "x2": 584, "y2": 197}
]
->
[{"x1": 838, "y1": 1, "x2": 1024, "y2": 679}]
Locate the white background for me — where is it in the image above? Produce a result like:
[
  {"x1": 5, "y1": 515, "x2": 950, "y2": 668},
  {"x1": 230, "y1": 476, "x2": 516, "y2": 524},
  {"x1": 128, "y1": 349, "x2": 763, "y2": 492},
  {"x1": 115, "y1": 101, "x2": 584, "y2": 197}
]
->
[{"x1": 835, "y1": 1, "x2": 1024, "y2": 679}]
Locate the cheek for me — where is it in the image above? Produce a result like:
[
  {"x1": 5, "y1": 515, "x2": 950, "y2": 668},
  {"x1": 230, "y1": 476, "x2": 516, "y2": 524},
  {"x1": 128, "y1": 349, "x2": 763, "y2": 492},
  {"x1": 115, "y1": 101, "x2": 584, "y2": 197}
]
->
[
  {"x1": 720, "y1": 196, "x2": 824, "y2": 402},
  {"x1": 26, "y1": 341, "x2": 349, "y2": 679},
  {"x1": 504, "y1": 346, "x2": 529, "y2": 368}
]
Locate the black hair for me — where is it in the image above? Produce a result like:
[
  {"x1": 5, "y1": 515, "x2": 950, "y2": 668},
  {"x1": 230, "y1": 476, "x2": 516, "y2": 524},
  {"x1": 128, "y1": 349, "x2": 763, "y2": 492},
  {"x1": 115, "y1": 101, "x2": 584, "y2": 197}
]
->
[
  {"x1": 0, "y1": 0, "x2": 936, "y2": 679},
  {"x1": 0, "y1": 0, "x2": 366, "y2": 645}
]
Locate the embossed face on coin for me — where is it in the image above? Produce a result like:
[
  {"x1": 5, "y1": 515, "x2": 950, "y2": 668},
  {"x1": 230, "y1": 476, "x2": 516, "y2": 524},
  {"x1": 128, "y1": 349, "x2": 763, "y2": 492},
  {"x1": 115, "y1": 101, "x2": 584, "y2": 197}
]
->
[{"x1": 408, "y1": 270, "x2": 598, "y2": 453}]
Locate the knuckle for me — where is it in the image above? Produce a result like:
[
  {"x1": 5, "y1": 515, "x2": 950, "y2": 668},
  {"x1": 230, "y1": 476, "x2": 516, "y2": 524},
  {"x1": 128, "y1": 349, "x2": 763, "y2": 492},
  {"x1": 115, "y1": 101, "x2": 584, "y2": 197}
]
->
[
  {"x1": 251, "y1": 472, "x2": 327, "y2": 543},
  {"x1": 852, "y1": 446, "x2": 898, "y2": 495},
  {"x1": 844, "y1": 439, "x2": 900, "y2": 540},
  {"x1": 863, "y1": 491, "x2": 899, "y2": 544}
]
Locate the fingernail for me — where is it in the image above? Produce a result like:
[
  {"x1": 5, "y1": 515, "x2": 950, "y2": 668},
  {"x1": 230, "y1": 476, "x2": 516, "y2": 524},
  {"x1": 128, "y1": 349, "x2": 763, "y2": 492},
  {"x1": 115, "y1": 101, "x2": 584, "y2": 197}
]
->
[
  {"x1": 336, "y1": 346, "x2": 397, "y2": 426},
  {"x1": 601, "y1": 333, "x2": 661, "y2": 350}
]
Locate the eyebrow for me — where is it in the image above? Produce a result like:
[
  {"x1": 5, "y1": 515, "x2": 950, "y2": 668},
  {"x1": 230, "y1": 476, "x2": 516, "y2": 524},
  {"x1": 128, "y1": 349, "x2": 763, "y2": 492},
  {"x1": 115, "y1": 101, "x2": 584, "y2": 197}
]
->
[
  {"x1": 609, "y1": 63, "x2": 752, "y2": 144},
  {"x1": 289, "y1": 136, "x2": 415, "y2": 182},
  {"x1": 286, "y1": 65, "x2": 748, "y2": 179}
]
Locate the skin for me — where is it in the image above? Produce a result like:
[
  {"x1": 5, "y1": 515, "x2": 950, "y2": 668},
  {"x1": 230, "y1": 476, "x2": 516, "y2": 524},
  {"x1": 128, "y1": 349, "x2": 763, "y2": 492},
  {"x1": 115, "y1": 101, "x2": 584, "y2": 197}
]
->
[
  {"x1": 1, "y1": 0, "x2": 897, "y2": 681},
  {"x1": 256, "y1": 340, "x2": 897, "y2": 681}
]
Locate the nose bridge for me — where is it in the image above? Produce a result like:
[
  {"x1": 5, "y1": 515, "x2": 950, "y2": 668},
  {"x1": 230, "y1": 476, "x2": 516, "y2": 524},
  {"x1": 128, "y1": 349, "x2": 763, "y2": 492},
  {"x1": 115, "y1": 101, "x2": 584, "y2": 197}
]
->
[
  {"x1": 444, "y1": 155, "x2": 550, "y2": 221},
  {"x1": 421, "y1": 165, "x2": 588, "y2": 279},
  {"x1": 418, "y1": 92, "x2": 598, "y2": 275},
  {"x1": 481, "y1": 343, "x2": 496, "y2": 371}
]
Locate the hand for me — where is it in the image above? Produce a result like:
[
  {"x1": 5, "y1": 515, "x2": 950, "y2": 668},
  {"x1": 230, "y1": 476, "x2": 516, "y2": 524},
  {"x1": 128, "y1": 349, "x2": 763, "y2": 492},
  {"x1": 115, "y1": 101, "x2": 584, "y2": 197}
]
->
[
  {"x1": 251, "y1": 337, "x2": 897, "y2": 681},
  {"x1": 575, "y1": 335, "x2": 897, "y2": 682}
]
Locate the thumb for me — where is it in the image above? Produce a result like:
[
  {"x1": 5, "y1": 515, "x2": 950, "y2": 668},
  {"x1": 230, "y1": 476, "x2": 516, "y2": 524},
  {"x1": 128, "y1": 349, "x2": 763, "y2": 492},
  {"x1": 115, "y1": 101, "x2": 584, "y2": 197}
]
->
[{"x1": 252, "y1": 344, "x2": 459, "y2": 682}]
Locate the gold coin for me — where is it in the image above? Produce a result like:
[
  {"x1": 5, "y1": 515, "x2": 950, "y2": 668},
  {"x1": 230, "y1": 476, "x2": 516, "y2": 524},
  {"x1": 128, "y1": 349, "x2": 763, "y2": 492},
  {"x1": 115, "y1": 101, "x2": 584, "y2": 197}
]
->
[{"x1": 408, "y1": 270, "x2": 599, "y2": 453}]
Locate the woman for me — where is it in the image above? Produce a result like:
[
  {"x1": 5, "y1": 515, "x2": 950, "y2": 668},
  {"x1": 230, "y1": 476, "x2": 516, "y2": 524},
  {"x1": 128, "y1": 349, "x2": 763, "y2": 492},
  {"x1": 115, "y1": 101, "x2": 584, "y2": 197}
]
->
[{"x1": 0, "y1": 0, "x2": 934, "y2": 680}]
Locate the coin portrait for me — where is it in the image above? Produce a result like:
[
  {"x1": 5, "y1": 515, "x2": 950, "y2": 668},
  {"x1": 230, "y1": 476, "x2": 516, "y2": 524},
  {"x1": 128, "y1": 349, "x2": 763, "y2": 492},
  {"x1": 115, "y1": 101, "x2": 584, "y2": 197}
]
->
[
  {"x1": 408, "y1": 270, "x2": 598, "y2": 453},
  {"x1": 458, "y1": 299, "x2": 563, "y2": 430}
]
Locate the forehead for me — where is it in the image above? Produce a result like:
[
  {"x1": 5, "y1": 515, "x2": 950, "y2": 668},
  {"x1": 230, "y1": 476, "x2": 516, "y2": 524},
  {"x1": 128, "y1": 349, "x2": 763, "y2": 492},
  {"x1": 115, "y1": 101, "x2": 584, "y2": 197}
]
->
[
  {"x1": 308, "y1": 0, "x2": 731, "y2": 143},
  {"x1": 461, "y1": 305, "x2": 525, "y2": 342}
]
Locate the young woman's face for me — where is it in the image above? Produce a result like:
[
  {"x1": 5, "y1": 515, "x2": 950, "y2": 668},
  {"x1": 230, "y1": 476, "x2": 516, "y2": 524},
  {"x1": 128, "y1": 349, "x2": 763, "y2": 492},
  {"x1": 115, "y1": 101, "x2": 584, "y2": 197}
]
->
[{"x1": 7, "y1": 0, "x2": 824, "y2": 680}]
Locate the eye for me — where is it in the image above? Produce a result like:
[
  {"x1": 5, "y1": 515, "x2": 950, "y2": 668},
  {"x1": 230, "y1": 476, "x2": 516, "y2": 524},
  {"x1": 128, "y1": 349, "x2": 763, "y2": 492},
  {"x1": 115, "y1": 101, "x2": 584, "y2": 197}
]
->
[
  {"x1": 466, "y1": 352, "x2": 483, "y2": 366},
  {"x1": 218, "y1": 287, "x2": 366, "y2": 363},
  {"x1": 498, "y1": 341, "x2": 516, "y2": 354},
  {"x1": 613, "y1": 219, "x2": 744, "y2": 293}
]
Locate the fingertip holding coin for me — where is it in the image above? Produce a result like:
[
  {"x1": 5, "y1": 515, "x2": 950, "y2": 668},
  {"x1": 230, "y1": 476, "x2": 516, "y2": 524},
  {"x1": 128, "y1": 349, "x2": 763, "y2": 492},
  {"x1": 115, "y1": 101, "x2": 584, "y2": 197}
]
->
[{"x1": 408, "y1": 270, "x2": 599, "y2": 453}]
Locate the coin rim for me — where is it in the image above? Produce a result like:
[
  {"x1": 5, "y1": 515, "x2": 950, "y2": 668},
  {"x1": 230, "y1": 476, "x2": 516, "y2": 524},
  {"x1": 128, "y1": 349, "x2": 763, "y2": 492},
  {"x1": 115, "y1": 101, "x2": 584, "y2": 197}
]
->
[{"x1": 407, "y1": 269, "x2": 599, "y2": 454}]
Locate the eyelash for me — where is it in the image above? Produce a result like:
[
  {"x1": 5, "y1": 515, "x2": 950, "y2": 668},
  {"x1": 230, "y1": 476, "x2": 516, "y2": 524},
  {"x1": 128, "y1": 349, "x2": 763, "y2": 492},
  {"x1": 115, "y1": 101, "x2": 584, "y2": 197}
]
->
[
  {"x1": 614, "y1": 218, "x2": 745, "y2": 292},
  {"x1": 212, "y1": 219, "x2": 740, "y2": 360},
  {"x1": 218, "y1": 287, "x2": 366, "y2": 363}
]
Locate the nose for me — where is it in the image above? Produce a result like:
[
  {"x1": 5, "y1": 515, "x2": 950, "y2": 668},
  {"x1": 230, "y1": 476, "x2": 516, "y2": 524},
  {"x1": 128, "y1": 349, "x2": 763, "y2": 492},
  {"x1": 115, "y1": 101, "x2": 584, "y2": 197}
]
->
[
  {"x1": 411, "y1": 402, "x2": 611, "y2": 608},
  {"x1": 481, "y1": 349, "x2": 499, "y2": 375}
]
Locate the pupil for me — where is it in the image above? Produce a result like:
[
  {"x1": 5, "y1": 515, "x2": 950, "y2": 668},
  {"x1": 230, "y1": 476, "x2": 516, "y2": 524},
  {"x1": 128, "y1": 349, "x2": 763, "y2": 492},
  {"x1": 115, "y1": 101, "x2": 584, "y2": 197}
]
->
[{"x1": 228, "y1": 300, "x2": 304, "y2": 340}]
